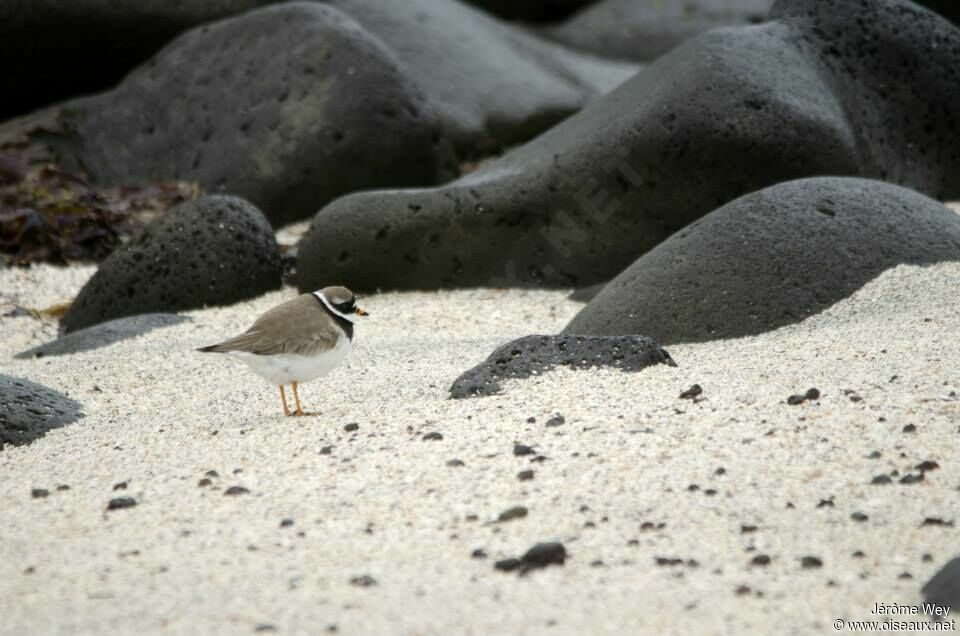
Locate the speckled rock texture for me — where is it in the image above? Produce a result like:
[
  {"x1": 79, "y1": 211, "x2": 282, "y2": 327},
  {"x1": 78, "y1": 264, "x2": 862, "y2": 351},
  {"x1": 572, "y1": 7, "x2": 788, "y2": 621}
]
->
[
  {"x1": 62, "y1": 196, "x2": 280, "y2": 333},
  {"x1": 297, "y1": 0, "x2": 960, "y2": 292},
  {"x1": 320, "y1": 0, "x2": 637, "y2": 155},
  {"x1": 564, "y1": 178, "x2": 960, "y2": 343},
  {"x1": 36, "y1": 0, "x2": 636, "y2": 226},
  {"x1": 546, "y1": 0, "x2": 773, "y2": 61},
  {"x1": 297, "y1": 0, "x2": 960, "y2": 293},
  {"x1": 44, "y1": 2, "x2": 456, "y2": 227},
  {"x1": 0, "y1": 0, "x2": 277, "y2": 120},
  {"x1": 450, "y1": 334, "x2": 675, "y2": 398},
  {"x1": 0, "y1": 374, "x2": 83, "y2": 449},
  {"x1": 16, "y1": 314, "x2": 189, "y2": 359}
]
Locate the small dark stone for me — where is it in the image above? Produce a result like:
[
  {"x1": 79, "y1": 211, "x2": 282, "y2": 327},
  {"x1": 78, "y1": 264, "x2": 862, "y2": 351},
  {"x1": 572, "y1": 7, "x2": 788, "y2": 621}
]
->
[
  {"x1": 851, "y1": 512, "x2": 869, "y2": 522},
  {"x1": 113, "y1": 481, "x2": 127, "y2": 491},
  {"x1": 921, "y1": 518, "x2": 954, "y2": 527},
  {"x1": 197, "y1": 478, "x2": 212, "y2": 487},
  {"x1": 422, "y1": 432, "x2": 443, "y2": 441},
  {"x1": 544, "y1": 415, "x2": 565, "y2": 427},
  {"x1": 519, "y1": 542, "x2": 566, "y2": 571},
  {"x1": 917, "y1": 461, "x2": 940, "y2": 472},
  {"x1": 513, "y1": 444, "x2": 536, "y2": 456},
  {"x1": 801, "y1": 556, "x2": 823, "y2": 569},
  {"x1": 655, "y1": 557, "x2": 685, "y2": 567},
  {"x1": 280, "y1": 518, "x2": 294, "y2": 528},
  {"x1": 805, "y1": 388, "x2": 821, "y2": 400},
  {"x1": 205, "y1": 470, "x2": 219, "y2": 478},
  {"x1": 751, "y1": 554, "x2": 771, "y2": 566},
  {"x1": 517, "y1": 470, "x2": 535, "y2": 481},
  {"x1": 526, "y1": 417, "x2": 536, "y2": 423},
  {"x1": 254, "y1": 625, "x2": 277, "y2": 633},
  {"x1": 497, "y1": 506, "x2": 529, "y2": 522},
  {"x1": 471, "y1": 549, "x2": 488, "y2": 559},
  {"x1": 107, "y1": 497, "x2": 137, "y2": 511},
  {"x1": 787, "y1": 394, "x2": 807, "y2": 405},
  {"x1": 735, "y1": 585, "x2": 752, "y2": 596},
  {"x1": 867, "y1": 451, "x2": 882, "y2": 459},
  {"x1": 903, "y1": 424, "x2": 917, "y2": 433},
  {"x1": 900, "y1": 473, "x2": 924, "y2": 485},
  {"x1": 446, "y1": 459, "x2": 465, "y2": 467},
  {"x1": 224, "y1": 486, "x2": 250, "y2": 496},
  {"x1": 319, "y1": 446, "x2": 333, "y2": 455},
  {"x1": 349, "y1": 575, "x2": 377, "y2": 587},
  {"x1": 741, "y1": 525, "x2": 758, "y2": 534},
  {"x1": 344, "y1": 423, "x2": 359, "y2": 432},
  {"x1": 494, "y1": 558, "x2": 522, "y2": 572},
  {"x1": 679, "y1": 384, "x2": 703, "y2": 399},
  {"x1": 871, "y1": 475, "x2": 893, "y2": 485},
  {"x1": 56, "y1": 485, "x2": 69, "y2": 491},
  {"x1": 31, "y1": 488, "x2": 49, "y2": 499}
]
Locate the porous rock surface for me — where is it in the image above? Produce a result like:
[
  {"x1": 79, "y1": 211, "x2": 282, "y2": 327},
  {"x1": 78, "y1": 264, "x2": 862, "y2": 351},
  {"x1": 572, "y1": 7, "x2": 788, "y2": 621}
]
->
[
  {"x1": 546, "y1": 0, "x2": 774, "y2": 61},
  {"x1": 450, "y1": 334, "x2": 675, "y2": 398},
  {"x1": 298, "y1": 0, "x2": 960, "y2": 292},
  {"x1": 564, "y1": 178, "x2": 960, "y2": 343},
  {"x1": 43, "y1": 2, "x2": 456, "y2": 227},
  {"x1": 0, "y1": 374, "x2": 84, "y2": 449},
  {"x1": 62, "y1": 196, "x2": 280, "y2": 333}
]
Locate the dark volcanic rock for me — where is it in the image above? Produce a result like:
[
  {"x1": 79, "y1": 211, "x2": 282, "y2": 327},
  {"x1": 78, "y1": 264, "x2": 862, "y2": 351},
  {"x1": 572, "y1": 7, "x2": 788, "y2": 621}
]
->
[
  {"x1": 33, "y1": 0, "x2": 635, "y2": 226},
  {"x1": 44, "y1": 2, "x2": 455, "y2": 227},
  {"x1": 563, "y1": 178, "x2": 960, "y2": 342},
  {"x1": 16, "y1": 314, "x2": 189, "y2": 359},
  {"x1": 322, "y1": 0, "x2": 637, "y2": 155},
  {"x1": 450, "y1": 334, "x2": 675, "y2": 398},
  {"x1": 298, "y1": 0, "x2": 960, "y2": 292},
  {"x1": 495, "y1": 542, "x2": 567, "y2": 574},
  {"x1": 923, "y1": 556, "x2": 960, "y2": 614},
  {"x1": 62, "y1": 196, "x2": 280, "y2": 333},
  {"x1": 0, "y1": 1, "x2": 275, "y2": 120},
  {"x1": 0, "y1": 375, "x2": 84, "y2": 449},
  {"x1": 546, "y1": 0, "x2": 773, "y2": 61}
]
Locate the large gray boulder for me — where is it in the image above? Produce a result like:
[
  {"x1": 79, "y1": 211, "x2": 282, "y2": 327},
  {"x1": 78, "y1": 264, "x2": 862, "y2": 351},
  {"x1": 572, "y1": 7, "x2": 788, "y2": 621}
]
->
[
  {"x1": 44, "y1": 2, "x2": 457, "y2": 227},
  {"x1": 564, "y1": 178, "x2": 960, "y2": 343},
  {"x1": 297, "y1": 0, "x2": 960, "y2": 293},
  {"x1": 320, "y1": 0, "x2": 637, "y2": 154},
  {"x1": 36, "y1": 0, "x2": 636, "y2": 226},
  {"x1": 545, "y1": 0, "x2": 773, "y2": 61},
  {"x1": 62, "y1": 196, "x2": 281, "y2": 333}
]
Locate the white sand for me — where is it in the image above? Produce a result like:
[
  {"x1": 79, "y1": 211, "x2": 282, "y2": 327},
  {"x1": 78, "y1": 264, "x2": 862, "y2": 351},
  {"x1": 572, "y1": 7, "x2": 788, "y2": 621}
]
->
[{"x1": 2, "y1": 260, "x2": 959, "y2": 635}]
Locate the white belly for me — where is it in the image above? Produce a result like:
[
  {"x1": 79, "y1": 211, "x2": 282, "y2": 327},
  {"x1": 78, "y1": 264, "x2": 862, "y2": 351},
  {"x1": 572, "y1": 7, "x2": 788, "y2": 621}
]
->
[{"x1": 226, "y1": 337, "x2": 351, "y2": 386}]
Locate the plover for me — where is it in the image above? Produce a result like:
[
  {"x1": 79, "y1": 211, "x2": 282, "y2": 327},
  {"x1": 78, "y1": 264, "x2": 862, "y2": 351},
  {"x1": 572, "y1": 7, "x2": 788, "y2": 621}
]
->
[{"x1": 198, "y1": 286, "x2": 367, "y2": 416}]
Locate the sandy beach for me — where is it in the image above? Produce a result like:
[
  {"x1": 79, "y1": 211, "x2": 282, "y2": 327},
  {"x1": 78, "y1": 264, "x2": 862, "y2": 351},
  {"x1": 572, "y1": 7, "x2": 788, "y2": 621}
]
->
[{"x1": 2, "y1": 257, "x2": 959, "y2": 635}]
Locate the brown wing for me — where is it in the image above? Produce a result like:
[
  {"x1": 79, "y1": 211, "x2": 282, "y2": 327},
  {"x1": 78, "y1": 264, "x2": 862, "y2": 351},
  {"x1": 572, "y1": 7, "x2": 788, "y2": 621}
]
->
[{"x1": 198, "y1": 294, "x2": 340, "y2": 356}]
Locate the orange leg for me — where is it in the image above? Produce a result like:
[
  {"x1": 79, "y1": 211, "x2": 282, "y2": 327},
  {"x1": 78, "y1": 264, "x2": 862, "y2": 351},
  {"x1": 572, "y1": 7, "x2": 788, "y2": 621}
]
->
[
  {"x1": 291, "y1": 381, "x2": 305, "y2": 416},
  {"x1": 279, "y1": 385, "x2": 292, "y2": 417}
]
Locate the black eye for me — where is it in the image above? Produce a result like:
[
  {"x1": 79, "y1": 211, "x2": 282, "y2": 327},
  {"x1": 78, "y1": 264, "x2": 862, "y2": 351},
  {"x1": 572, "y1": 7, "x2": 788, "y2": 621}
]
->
[{"x1": 335, "y1": 300, "x2": 355, "y2": 313}]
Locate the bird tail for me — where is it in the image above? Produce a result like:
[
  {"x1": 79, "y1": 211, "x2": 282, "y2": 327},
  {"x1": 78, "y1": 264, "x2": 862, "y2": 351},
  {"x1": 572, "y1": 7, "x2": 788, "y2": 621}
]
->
[{"x1": 197, "y1": 343, "x2": 226, "y2": 353}]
